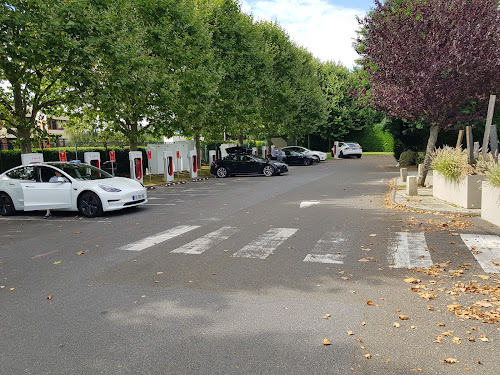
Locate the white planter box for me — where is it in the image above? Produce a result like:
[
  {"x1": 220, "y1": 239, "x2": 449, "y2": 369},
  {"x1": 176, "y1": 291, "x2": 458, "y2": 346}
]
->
[
  {"x1": 433, "y1": 172, "x2": 485, "y2": 209},
  {"x1": 481, "y1": 182, "x2": 500, "y2": 226}
]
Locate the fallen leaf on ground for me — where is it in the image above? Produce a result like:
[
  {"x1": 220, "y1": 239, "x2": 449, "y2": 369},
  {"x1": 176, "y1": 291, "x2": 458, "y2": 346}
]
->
[
  {"x1": 393, "y1": 322, "x2": 401, "y2": 328},
  {"x1": 323, "y1": 314, "x2": 331, "y2": 319},
  {"x1": 404, "y1": 277, "x2": 420, "y2": 284},
  {"x1": 323, "y1": 338, "x2": 331, "y2": 346},
  {"x1": 76, "y1": 251, "x2": 85, "y2": 255},
  {"x1": 74, "y1": 232, "x2": 81, "y2": 234},
  {"x1": 399, "y1": 315, "x2": 408, "y2": 320},
  {"x1": 441, "y1": 358, "x2": 458, "y2": 364},
  {"x1": 347, "y1": 331, "x2": 355, "y2": 335},
  {"x1": 363, "y1": 354, "x2": 372, "y2": 359},
  {"x1": 46, "y1": 295, "x2": 52, "y2": 300}
]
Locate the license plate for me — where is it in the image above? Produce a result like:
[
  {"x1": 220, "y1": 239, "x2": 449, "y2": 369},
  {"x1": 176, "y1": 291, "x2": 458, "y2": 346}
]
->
[{"x1": 133, "y1": 193, "x2": 145, "y2": 201}]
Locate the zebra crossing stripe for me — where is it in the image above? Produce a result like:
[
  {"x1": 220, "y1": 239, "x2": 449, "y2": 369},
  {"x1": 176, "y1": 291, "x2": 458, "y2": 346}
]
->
[
  {"x1": 304, "y1": 233, "x2": 345, "y2": 264},
  {"x1": 231, "y1": 228, "x2": 298, "y2": 259},
  {"x1": 387, "y1": 232, "x2": 433, "y2": 269},
  {"x1": 460, "y1": 234, "x2": 500, "y2": 273},
  {"x1": 120, "y1": 225, "x2": 199, "y2": 251},
  {"x1": 171, "y1": 226, "x2": 239, "y2": 255}
]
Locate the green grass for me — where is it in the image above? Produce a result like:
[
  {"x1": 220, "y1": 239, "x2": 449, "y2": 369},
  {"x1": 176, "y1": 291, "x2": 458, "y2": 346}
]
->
[{"x1": 143, "y1": 165, "x2": 212, "y2": 186}]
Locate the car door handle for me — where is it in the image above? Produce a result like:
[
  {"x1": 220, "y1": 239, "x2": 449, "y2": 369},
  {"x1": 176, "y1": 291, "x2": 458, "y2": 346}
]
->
[{"x1": 24, "y1": 185, "x2": 35, "y2": 188}]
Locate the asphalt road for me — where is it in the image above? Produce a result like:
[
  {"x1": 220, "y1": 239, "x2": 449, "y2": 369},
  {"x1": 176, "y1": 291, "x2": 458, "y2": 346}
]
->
[{"x1": 1, "y1": 155, "x2": 499, "y2": 375}]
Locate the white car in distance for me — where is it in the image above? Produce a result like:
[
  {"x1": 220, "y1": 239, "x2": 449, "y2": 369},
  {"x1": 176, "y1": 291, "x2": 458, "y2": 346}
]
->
[
  {"x1": 281, "y1": 146, "x2": 327, "y2": 162},
  {"x1": 0, "y1": 161, "x2": 147, "y2": 217},
  {"x1": 332, "y1": 142, "x2": 363, "y2": 158}
]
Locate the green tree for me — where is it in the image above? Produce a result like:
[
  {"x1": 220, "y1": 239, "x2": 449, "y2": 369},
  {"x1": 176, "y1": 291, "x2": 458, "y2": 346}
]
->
[{"x1": 0, "y1": 0, "x2": 102, "y2": 153}]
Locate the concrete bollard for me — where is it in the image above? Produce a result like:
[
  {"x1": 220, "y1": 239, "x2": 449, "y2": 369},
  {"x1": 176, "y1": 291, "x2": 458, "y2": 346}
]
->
[
  {"x1": 400, "y1": 168, "x2": 408, "y2": 183},
  {"x1": 407, "y1": 176, "x2": 418, "y2": 196},
  {"x1": 418, "y1": 164, "x2": 424, "y2": 177}
]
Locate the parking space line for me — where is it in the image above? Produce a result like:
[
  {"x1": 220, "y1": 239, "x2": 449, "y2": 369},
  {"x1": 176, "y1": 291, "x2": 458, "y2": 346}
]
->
[
  {"x1": 460, "y1": 234, "x2": 500, "y2": 273},
  {"x1": 171, "y1": 226, "x2": 239, "y2": 255},
  {"x1": 387, "y1": 232, "x2": 432, "y2": 269},
  {"x1": 232, "y1": 228, "x2": 298, "y2": 259},
  {"x1": 120, "y1": 225, "x2": 199, "y2": 251}
]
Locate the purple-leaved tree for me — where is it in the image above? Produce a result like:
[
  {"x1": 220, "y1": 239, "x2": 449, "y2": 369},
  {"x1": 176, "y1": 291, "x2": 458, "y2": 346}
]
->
[{"x1": 357, "y1": 0, "x2": 500, "y2": 185}]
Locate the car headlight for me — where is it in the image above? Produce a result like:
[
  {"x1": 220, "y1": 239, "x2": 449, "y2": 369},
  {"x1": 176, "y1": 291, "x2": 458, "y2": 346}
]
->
[{"x1": 99, "y1": 184, "x2": 122, "y2": 192}]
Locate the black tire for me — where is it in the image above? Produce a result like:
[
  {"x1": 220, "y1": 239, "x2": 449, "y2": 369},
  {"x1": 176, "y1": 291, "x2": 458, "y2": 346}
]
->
[
  {"x1": 0, "y1": 192, "x2": 16, "y2": 216},
  {"x1": 303, "y1": 158, "x2": 311, "y2": 166},
  {"x1": 339, "y1": 151, "x2": 344, "y2": 158},
  {"x1": 216, "y1": 167, "x2": 228, "y2": 178},
  {"x1": 356, "y1": 154, "x2": 362, "y2": 158},
  {"x1": 78, "y1": 191, "x2": 103, "y2": 218},
  {"x1": 312, "y1": 155, "x2": 320, "y2": 163},
  {"x1": 262, "y1": 165, "x2": 275, "y2": 177}
]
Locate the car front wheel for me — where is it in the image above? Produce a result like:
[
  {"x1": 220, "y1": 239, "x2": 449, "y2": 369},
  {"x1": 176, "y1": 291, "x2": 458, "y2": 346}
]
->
[
  {"x1": 312, "y1": 155, "x2": 320, "y2": 163},
  {"x1": 0, "y1": 192, "x2": 16, "y2": 216},
  {"x1": 216, "y1": 167, "x2": 228, "y2": 178},
  {"x1": 262, "y1": 165, "x2": 275, "y2": 177},
  {"x1": 78, "y1": 191, "x2": 103, "y2": 218}
]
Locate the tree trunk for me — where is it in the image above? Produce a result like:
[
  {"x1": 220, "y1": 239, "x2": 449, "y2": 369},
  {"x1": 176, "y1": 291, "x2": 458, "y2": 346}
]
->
[
  {"x1": 418, "y1": 123, "x2": 440, "y2": 186},
  {"x1": 194, "y1": 131, "x2": 202, "y2": 169},
  {"x1": 128, "y1": 121, "x2": 138, "y2": 151},
  {"x1": 238, "y1": 130, "x2": 244, "y2": 146},
  {"x1": 18, "y1": 126, "x2": 32, "y2": 154}
]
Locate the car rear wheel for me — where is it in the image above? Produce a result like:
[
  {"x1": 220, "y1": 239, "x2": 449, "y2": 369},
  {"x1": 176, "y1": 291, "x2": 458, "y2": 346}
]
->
[
  {"x1": 0, "y1": 192, "x2": 16, "y2": 216},
  {"x1": 263, "y1": 165, "x2": 275, "y2": 177},
  {"x1": 303, "y1": 158, "x2": 311, "y2": 166},
  {"x1": 356, "y1": 154, "x2": 362, "y2": 158},
  {"x1": 339, "y1": 151, "x2": 344, "y2": 158},
  {"x1": 78, "y1": 191, "x2": 103, "y2": 218},
  {"x1": 216, "y1": 167, "x2": 228, "y2": 178}
]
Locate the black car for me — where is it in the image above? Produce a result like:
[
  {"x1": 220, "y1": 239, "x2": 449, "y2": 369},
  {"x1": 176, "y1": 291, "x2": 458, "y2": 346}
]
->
[
  {"x1": 270, "y1": 150, "x2": 314, "y2": 166},
  {"x1": 210, "y1": 153, "x2": 288, "y2": 178}
]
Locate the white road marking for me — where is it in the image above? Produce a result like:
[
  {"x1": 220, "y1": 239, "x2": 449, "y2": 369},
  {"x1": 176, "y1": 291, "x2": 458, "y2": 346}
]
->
[
  {"x1": 171, "y1": 226, "x2": 239, "y2": 255},
  {"x1": 304, "y1": 233, "x2": 346, "y2": 264},
  {"x1": 120, "y1": 225, "x2": 199, "y2": 251},
  {"x1": 387, "y1": 232, "x2": 432, "y2": 269},
  {"x1": 460, "y1": 234, "x2": 500, "y2": 273},
  {"x1": 300, "y1": 201, "x2": 320, "y2": 208},
  {"x1": 232, "y1": 228, "x2": 298, "y2": 259}
]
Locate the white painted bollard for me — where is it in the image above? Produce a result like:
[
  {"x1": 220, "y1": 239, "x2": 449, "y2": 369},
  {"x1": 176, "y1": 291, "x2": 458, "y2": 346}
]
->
[
  {"x1": 407, "y1": 176, "x2": 418, "y2": 196},
  {"x1": 418, "y1": 164, "x2": 424, "y2": 177},
  {"x1": 400, "y1": 168, "x2": 408, "y2": 183}
]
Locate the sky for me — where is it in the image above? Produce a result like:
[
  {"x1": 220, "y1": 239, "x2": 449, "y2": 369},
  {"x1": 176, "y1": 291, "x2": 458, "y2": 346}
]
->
[{"x1": 240, "y1": 0, "x2": 375, "y2": 67}]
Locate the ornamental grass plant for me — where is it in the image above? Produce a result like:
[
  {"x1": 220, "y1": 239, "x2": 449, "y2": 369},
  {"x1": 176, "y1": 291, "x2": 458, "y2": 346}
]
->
[
  {"x1": 431, "y1": 146, "x2": 475, "y2": 182},
  {"x1": 486, "y1": 163, "x2": 500, "y2": 188}
]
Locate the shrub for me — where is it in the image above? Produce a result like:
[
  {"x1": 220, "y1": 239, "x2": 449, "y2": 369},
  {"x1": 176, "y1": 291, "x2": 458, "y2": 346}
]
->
[
  {"x1": 398, "y1": 150, "x2": 417, "y2": 166},
  {"x1": 416, "y1": 152, "x2": 426, "y2": 165}
]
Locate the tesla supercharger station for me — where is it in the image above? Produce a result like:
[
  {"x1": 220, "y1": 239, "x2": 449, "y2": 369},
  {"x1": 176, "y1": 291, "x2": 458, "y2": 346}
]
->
[
  {"x1": 188, "y1": 150, "x2": 198, "y2": 179},
  {"x1": 209, "y1": 150, "x2": 216, "y2": 164},
  {"x1": 333, "y1": 141, "x2": 340, "y2": 159},
  {"x1": 83, "y1": 152, "x2": 101, "y2": 168},
  {"x1": 252, "y1": 147, "x2": 258, "y2": 156},
  {"x1": 163, "y1": 151, "x2": 174, "y2": 182},
  {"x1": 129, "y1": 151, "x2": 143, "y2": 184},
  {"x1": 261, "y1": 146, "x2": 268, "y2": 159},
  {"x1": 21, "y1": 153, "x2": 44, "y2": 165}
]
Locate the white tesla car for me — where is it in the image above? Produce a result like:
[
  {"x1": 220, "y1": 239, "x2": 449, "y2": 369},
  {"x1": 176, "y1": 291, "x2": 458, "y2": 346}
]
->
[
  {"x1": 332, "y1": 142, "x2": 363, "y2": 158},
  {"x1": 0, "y1": 161, "x2": 147, "y2": 217},
  {"x1": 281, "y1": 146, "x2": 327, "y2": 162}
]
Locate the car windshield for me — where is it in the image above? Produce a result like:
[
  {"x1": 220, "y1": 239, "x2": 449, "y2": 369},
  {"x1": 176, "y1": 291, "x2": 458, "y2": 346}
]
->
[{"x1": 48, "y1": 162, "x2": 112, "y2": 180}]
